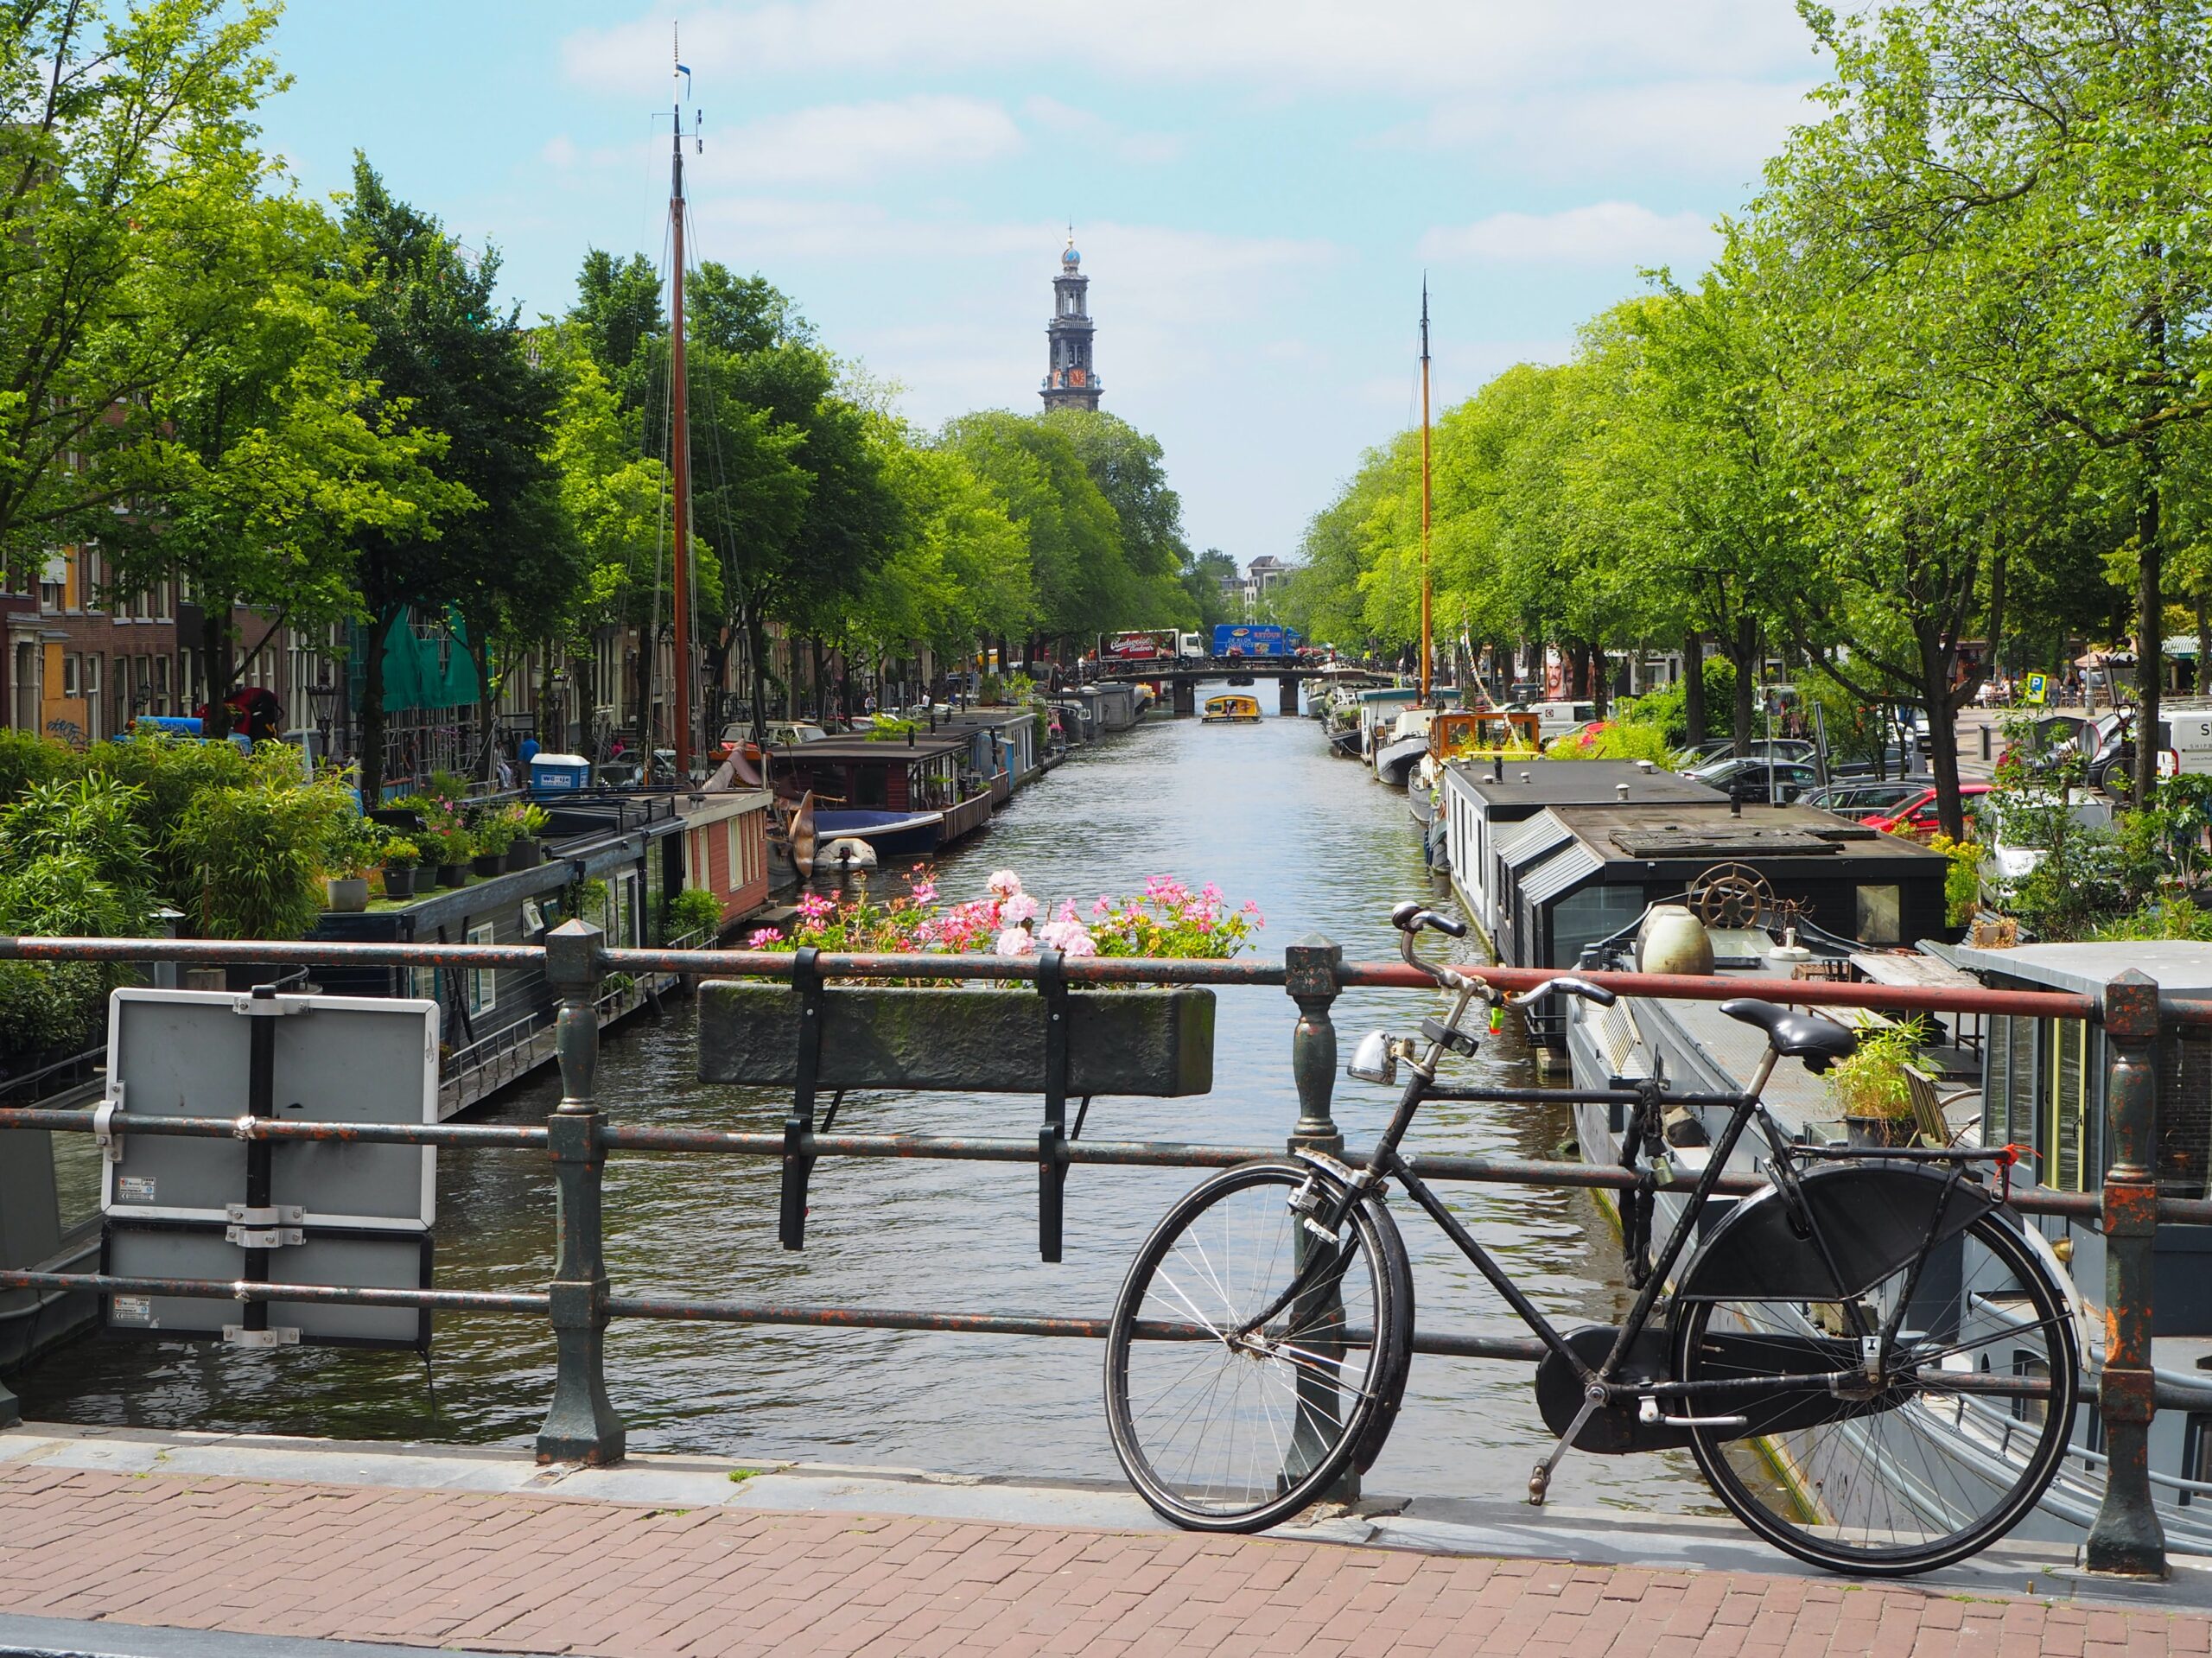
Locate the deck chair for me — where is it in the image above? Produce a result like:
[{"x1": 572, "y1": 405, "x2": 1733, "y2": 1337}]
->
[{"x1": 1905, "y1": 1064, "x2": 1981, "y2": 1148}]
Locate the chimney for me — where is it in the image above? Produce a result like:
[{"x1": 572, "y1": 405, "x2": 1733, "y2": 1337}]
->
[{"x1": 1616, "y1": 783, "x2": 1630, "y2": 801}]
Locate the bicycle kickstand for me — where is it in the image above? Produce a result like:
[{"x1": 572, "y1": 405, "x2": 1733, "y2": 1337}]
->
[{"x1": 1529, "y1": 1383, "x2": 1605, "y2": 1505}]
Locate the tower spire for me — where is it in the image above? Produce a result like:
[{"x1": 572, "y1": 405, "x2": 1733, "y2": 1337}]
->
[{"x1": 1040, "y1": 232, "x2": 1101, "y2": 412}]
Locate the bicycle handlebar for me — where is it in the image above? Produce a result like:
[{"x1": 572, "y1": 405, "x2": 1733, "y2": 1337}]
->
[{"x1": 1516, "y1": 975, "x2": 1618, "y2": 1010}]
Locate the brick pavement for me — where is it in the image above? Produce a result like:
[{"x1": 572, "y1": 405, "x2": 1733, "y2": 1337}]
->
[{"x1": 0, "y1": 1463, "x2": 2205, "y2": 1657}]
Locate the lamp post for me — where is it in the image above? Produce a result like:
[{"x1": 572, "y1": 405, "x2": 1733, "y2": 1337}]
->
[{"x1": 305, "y1": 677, "x2": 337, "y2": 769}]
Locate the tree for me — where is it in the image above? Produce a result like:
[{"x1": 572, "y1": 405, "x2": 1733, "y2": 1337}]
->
[
  {"x1": 940, "y1": 411, "x2": 1124, "y2": 652},
  {"x1": 0, "y1": 0, "x2": 285, "y2": 573}
]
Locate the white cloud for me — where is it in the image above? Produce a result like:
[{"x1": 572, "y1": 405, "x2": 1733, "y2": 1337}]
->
[
  {"x1": 541, "y1": 135, "x2": 580, "y2": 169},
  {"x1": 1421, "y1": 203, "x2": 1717, "y2": 268},
  {"x1": 700, "y1": 94, "x2": 1020, "y2": 187},
  {"x1": 1387, "y1": 79, "x2": 1816, "y2": 179},
  {"x1": 569, "y1": 3, "x2": 1812, "y2": 98},
  {"x1": 1021, "y1": 97, "x2": 1184, "y2": 166}
]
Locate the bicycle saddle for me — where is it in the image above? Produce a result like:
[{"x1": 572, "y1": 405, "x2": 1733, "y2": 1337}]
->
[{"x1": 1719, "y1": 999, "x2": 1858, "y2": 1071}]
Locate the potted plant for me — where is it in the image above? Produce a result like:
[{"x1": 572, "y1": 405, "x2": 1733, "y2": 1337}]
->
[
  {"x1": 321, "y1": 816, "x2": 384, "y2": 914},
  {"x1": 381, "y1": 835, "x2": 422, "y2": 900},
  {"x1": 424, "y1": 823, "x2": 472, "y2": 888},
  {"x1": 505, "y1": 804, "x2": 550, "y2": 871},
  {"x1": 470, "y1": 810, "x2": 512, "y2": 878},
  {"x1": 1828, "y1": 1018, "x2": 1927, "y2": 1149}
]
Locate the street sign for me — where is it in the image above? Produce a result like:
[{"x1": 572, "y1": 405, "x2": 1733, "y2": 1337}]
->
[
  {"x1": 2024, "y1": 671, "x2": 2050, "y2": 705},
  {"x1": 95, "y1": 987, "x2": 439, "y2": 1352},
  {"x1": 101, "y1": 988, "x2": 438, "y2": 1229}
]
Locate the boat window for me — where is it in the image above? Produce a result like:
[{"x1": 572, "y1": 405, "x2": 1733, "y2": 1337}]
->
[
  {"x1": 2043, "y1": 1019, "x2": 2100, "y2": 1192},
  {"x1": 1854, "y1": 884, "x2": 1902, "y2": 945},
  {"x1": 1548, "y1": 883, "x2": 1645, "y2": 969},
  {"x1": 2186, "y1": 1414, "x2": 2212, "y2": 1505},
  {"x1": 2012, "y1": 1351, "x2": 2050, "y2": 1427},
  {"x1": 2164, "y1": 1028, "x2": 2212, "y2": 1201},
  {"x1": 466, "y1": 921, "x2": 497, "y2": 1018},
  {"x1": 853, "y1": 765, "x2": 887, "y2": 807}
]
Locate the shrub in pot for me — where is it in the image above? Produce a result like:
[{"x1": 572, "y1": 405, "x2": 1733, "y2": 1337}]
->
[
  {"x1": 471, "y1": 809, "x2": 515, "y2": 877},
  {"x1": 381, "y1": 835, "x2": 422, "y2": 900},
  {"x1": 506, "y1": 804, "x2": 550, "y2": 870},
  {"x1": 421, "y1": 823, "x2": 471, "y2": 887},
  {"x1": 320, "y1": 811, "x2": 386, "y2": 914},
  {"x1": 1827, "y1": 1017, "x2": 1927, "y2": 1149}
]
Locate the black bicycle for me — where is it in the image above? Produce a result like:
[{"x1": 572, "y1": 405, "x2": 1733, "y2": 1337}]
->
[{"x1": 1103, "y1": 903, "x2": 2082, "y2": 1576}]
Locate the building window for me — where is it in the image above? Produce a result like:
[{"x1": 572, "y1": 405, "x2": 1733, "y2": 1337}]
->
[
  {"x1": 60, "y1": 653, "x2": 79, "y2": 697},
  {"x1": 466, "y1": 921, "x2": 496, "y2": 1016}
]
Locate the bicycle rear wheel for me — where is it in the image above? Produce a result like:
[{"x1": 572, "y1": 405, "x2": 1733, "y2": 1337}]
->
[
  {"x1": 1676, "y1": 1205, "x2": 2078, "y2": 1575},
  {"x1": 1104, "y1": 1159, "x2": 1407, "y2": 1532}
]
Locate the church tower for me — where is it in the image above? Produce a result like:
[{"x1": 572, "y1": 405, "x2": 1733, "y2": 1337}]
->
[{"x1": 1041, "y1": 232, "x2": 1101, "y2": 412}]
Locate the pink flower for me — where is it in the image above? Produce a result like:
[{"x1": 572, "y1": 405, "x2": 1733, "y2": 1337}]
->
[
  {"x1": 746, "y1": 928, "x2": 782, "y2": 948},
  {"x1": 1056, "y1": 899, "x2": 1081, "y2": 925},
  {"x1": 994, "y1": 926, "x2": 1037, "y2": 956},
  {"x1": 909, "y1": 880, "x2": 938, "y2": 905},
  {"x1": 1001, "y1": 892, "x2": 1039, "y2": 925},
  {"x1": 798, "y1": 893, "x2": 834, "y2": 923},
  {"x1": 1091, "y1": 896, "x2": 1112, "y2": 918},
  {"x1": 988, "y1": 869, "x2": 1023, "y2": 899},
  {"x1": 1039, "y1": 918, "x2": 1094, "y2": 955}
]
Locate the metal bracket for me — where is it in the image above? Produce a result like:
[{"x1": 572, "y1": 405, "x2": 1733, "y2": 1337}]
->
[
  {"x1": 224, "y1": 1203, "x2": 304, "y2": 1249},
  {"x1": 92, "y1": 1086, "x2": 123, "y2": 1161},
  {"x1": 1037, "y1": 949, "x2": 1070, "y2": 1263},
  {"x1": 778, "y1": 948, "x2": 824, "y2": 1251},
  {"x1": 222, "y1": 1324, "x2": 300, "y2": 1348},
  {"x1": 231, "y1": 994, "x2": 313, "y2": 1018}
]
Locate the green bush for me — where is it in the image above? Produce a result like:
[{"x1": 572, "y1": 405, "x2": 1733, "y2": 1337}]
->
[
  {"x1": 665, "y1": 887, "x2": 723, "y2": 943},
  {"x1": 0, "y1": 850, "x2": 152, "y2": 1053},
  {"x1": 1620, "y1": 658, "x2": 1736, "y2": 746},
  {"x1": 1543, "y1": 723, "x2": 1681, "y2": 765},
  {"x1": 2092, "y1": 898, "x2": 2212, "y2": 942},
  {"x1": 170, "y1": 780, "x2": 349, "y2": 940},
  {"x1": 0, "y1": 729, "x2": 70, "y2": 803}
]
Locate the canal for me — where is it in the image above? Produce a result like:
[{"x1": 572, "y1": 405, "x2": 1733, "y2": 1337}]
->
[{"x1": 17, "y1": 704, "x2": 1716, "y2": 1514}]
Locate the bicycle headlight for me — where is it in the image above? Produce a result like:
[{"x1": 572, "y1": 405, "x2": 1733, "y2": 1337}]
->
[{"x1": 1347, "y1": 1029, "x2": 1397, "y2": 1085}]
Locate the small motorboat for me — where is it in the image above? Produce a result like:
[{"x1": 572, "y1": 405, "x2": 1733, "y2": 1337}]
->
[
  {"x1": 809, "y1": 808, "x2": 944, "y2": 859},
  {"x1": 1202, "y1": 694, "x2": 1262, "y2": 724}
]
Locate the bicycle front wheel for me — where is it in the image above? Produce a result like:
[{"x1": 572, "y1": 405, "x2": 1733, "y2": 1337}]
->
[
  {"x1": 1104, "y1": 1160, "x2": 1407, "y2": 1532},
  {"x1": 1676, "y1": 1205, "x2": 2078, "y2": 1575}
]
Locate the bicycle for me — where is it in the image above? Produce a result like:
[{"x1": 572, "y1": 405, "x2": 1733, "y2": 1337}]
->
[{"x1": 1103, "y1": 902, "x2": 2082, "y2": 1576}]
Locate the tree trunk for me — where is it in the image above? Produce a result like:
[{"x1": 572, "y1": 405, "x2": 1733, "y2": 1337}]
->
[
  {"x1": 200, "y1": 607, "x2": 233, "y2": 739},
  {"x1": 1682, "y1": 632, "x2": 1707, "y2": 742},
  {"x1": 2196, "y1": 585, "x2": 2209, "y2": 696},
  {"x1": 1589, "y1": 642, "x2": 1609, "y2": 718},
  {"x1": 2135, "y1": 458, "x2": 2164, "y2": 806},
  {"x1": 1921, "y1": 628, "x2": 1968, "y2": 842},
  {"x1": 1732, "y1": 614, "x2": 1757, "y2": 758},
  {"x1": 359, "y1": 609, "x2": 391, "y2": 807}
]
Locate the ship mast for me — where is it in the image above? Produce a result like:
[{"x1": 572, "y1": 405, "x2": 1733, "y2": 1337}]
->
[
  {"x1": 668, "y1": 27, "x2": 695, "y2": 777},
  {"x1": 1419, "y1": 279, "x2": 1433, "y2": 704}
]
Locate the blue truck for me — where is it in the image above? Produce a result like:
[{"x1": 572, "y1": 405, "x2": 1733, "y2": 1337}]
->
[{"x1": 1212, "y1": 624, "x2": 1299, "y2": 658}]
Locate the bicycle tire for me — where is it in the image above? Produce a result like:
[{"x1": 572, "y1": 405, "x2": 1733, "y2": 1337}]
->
[
  {"x1": 1104, "y1": 1159, "x2": 1407, "y2": 1532},
  {"x1": 1675, "y1": 1204, "x2": 2078, "y2": 1575}
]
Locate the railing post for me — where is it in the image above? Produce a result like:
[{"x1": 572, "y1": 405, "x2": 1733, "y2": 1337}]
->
[
  {"x1": 1284, "y1": 935, "x2": 1355, "y2": 1502},
  {"x1": 536, "y1": 919, "x2": 626, "y2": 1466},
  {"x1": 2088, "y1": 969, "x2": 2164, "y2": 1577},
  {"x1": 1286, "y1": 937, "x2": 1344, "y2": 1153}
]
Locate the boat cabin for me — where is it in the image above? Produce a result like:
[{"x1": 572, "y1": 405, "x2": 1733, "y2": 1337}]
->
[
  {"x1": 670, "y1": 787, "x2": 773, "y2": 935},
  {"x1": 766, "y1": 735, "x2": 971, "y2": 814},
  {"x1": 1440, "y1": 760, "x2": 1732, "y2": 945},
  {"x1": 940, "y1": 708, "x2": 1040, "y2": 801},
  {"x1": 1203, "y1": 694, "x2": 1262, "y2": 723},
  {"x1": 1429, "y1": 708, "x2": 1542, "y2": 761},
  {"x1": 1491, "y1": 801, "x2": 1950, "y2": 974}
]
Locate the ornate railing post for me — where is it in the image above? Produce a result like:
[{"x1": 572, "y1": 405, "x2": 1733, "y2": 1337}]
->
[
  {"x1": 1285, "y1": 936, "x2": 1344, "y2": 1154},
  {"x1": 2088, "y1": 969, "x2": 2164, "y2": 1577},
  {"x1": 1283, "y1": 935, "x2": 1353, "y2": 1500},
  {"x1": 537, "y1": 919, "x2": 626, "y2": 1465}
]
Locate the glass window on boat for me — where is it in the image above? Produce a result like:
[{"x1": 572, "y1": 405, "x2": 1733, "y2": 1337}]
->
[
  {"x1": 2043, "y1": 1019, "x2": 2102, "y2": 1193},
  {"x1": 466, "y1": 921, "x2": 497, "y2": 1018},
  {"x1": 2184, "y1": 1414, "x2": 2212, "y2": 1505},
  {"x1": 2163, "y1": 1027, "x2": 2212, "y2": 1201},
  {"x1": 1548, "y1": 883, "x2": 1645, "y2": 969},
  {"x1": 2012, "y1": 1350, "x2": 2050, "y2": 1427},
  {"x1": 1854, "y1": 884, "x2": 1902, "y2": 946}
]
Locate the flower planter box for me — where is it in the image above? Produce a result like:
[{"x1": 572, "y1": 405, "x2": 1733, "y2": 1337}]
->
[
  {"x1": 697, "y1": 983, "x2": 1214, "y2": 1096},
  {"x1": 471, "y1": 853, "x2": 505, "y2": 878},
  {"x1": 505, "y1": 838, "x2": 542, "y2": 872}
]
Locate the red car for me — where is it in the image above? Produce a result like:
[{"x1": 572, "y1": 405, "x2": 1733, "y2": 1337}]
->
[{"x1": 1861, "y1": 782, "x2": 1992, "y2": 839}]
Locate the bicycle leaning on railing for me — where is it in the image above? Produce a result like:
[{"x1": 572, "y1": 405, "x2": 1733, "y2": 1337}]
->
[{"x1": 1102, "y1": 901, "x2": 2082, "y2": 1577}]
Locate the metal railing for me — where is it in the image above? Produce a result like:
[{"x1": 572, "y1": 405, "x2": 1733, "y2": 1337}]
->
[{"x1": 0, "y1": 925, "x2": 2190, "y2": 1577}]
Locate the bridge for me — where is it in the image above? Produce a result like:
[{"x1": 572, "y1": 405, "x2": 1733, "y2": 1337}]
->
[{"x1": 1087, "y1": 657, "x2": 1395, "y2": 715}]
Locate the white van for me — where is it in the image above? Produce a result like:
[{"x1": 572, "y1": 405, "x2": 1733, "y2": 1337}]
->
[{"x1": 1518, "y1": 700, "x2": 1598, "y2": 742}]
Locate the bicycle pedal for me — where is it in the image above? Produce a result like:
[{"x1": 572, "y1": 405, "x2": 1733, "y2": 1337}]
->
[{"x1": 1527, "y1": 1464, "x2": 1550, "y2": 1505}]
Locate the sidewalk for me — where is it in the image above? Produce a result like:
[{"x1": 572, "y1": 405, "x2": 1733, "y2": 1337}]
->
[{"x1": 1, "y1": 1426, "x2": 2209, "y2": 1657}]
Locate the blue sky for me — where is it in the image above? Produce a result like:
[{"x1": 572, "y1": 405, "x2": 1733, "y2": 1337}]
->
[{"x1": 254, "y1": 1, "x2": 1831, "y2": 564}]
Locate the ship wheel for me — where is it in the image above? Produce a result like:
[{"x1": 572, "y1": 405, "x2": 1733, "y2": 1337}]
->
[{"x1": 1689, "y1": 862, "x2": 1773, "y2": 930}]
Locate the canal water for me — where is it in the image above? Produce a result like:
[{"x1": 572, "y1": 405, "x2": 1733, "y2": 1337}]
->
[{"x1": 18, "y1": 705, "x2": 1716, "y2": 1514}]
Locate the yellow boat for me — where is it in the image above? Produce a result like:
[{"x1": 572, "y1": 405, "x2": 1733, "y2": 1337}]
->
[{"x1": 1202, "y1": 694, "x2": 1262, "y2": 724}]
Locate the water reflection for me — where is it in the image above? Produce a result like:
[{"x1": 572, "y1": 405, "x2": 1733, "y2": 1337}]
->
[{"x1": 17, "y1": 705, "x2": 1713, "y2": 1511}]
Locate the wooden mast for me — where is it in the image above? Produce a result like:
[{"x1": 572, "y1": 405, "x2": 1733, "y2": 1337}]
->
[
  {"x1": 669, "y1": 28, "x2": 694, "y2": 778},
  {"x1": 1419, "y1": 279, "x2": 1433, "y2": 703}
]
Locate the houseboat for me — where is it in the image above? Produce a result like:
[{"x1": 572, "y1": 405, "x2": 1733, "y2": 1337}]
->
[
  {"x1": 1203, "y1": 694, "x2": 1262, "y2": 724},
  {"x1": 764, "y1": 734, "x2": 994, "y2": 858},
  {"x1": 1437, "y1": 759, "x2": 1732, "y2": 953},
  {"x1": 670, "y1": 787, "x2": 774, "y2": 936},
  {"x1": 939, "y1": 707, "x2": 1043, "y2": 805},
  {"x1": 1349, "y1": 686, "x2": 1421, "y2": 762},
  {"x1": 1408, "y1": 709, "x2": 1546, "y2": 846},
  {"x1": 315, "y1": 793, "x2": 691, "y2": 1121}
]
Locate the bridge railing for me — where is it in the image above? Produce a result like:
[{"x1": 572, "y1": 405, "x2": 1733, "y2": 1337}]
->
[{"x1": 0, "y1": 925, "x2": 2187, "y2": 1576}]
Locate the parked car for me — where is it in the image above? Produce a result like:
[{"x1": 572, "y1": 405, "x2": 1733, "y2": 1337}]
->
[
  {"x1": 1977, "y1": 789, "x2": 2117, "y2": 906},
  {"x1": 1861, "y1": 782, "x2": 1994, "y2": 839},
  {"x1": 1687, "y1": 758, "x2": 1821, "y2": 804},
  {"x1": 1797, "y1": 779, "x2": 1923, "y2": 821},
  {"x1": 1679, "y1": 738, "x2": 1816, "y2": 769}
]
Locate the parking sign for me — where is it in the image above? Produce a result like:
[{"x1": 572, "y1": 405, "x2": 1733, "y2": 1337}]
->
[{"x1": 2024, "y1": 672, "x2": 2049, "y2": 705}]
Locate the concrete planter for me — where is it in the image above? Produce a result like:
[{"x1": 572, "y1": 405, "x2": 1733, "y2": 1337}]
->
[
  {"x1": 324, "y1": 876, "x2": 370, "y2": 914},
  {"x1": 698, "y1": 983, "x2": 1214, "y2": 1096}
]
